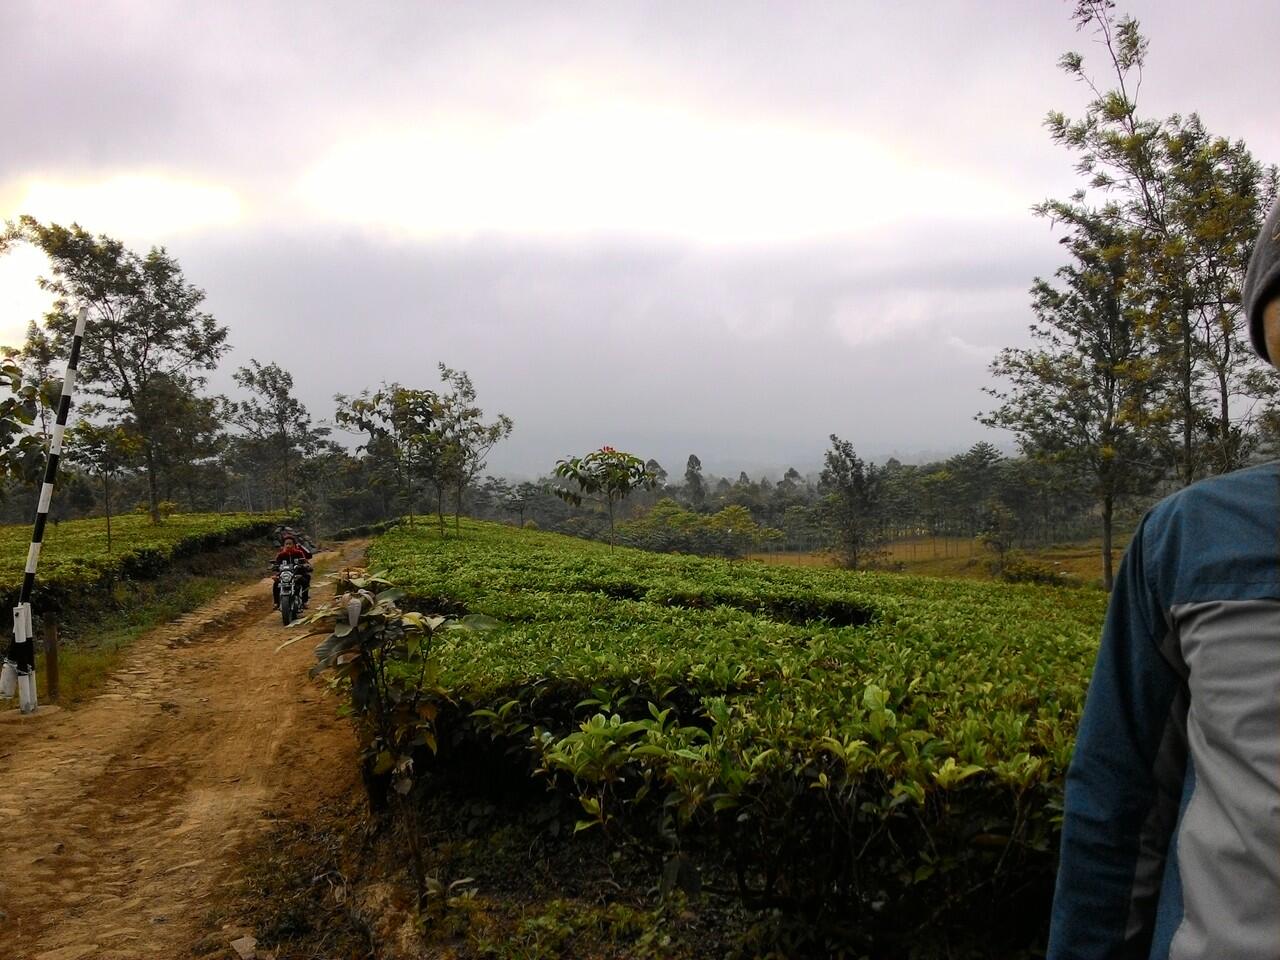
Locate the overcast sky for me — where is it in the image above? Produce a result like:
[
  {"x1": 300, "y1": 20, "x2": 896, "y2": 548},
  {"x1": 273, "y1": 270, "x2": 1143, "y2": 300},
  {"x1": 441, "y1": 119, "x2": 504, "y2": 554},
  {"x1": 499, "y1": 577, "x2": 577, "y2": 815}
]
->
[{"x1": 2, "y1": 1, "x2": 1276, "y2": 478}]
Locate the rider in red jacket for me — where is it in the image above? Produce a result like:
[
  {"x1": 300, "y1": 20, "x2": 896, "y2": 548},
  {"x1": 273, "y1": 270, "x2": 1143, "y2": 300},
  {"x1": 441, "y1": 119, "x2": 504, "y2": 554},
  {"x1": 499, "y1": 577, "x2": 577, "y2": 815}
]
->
[
  {"x1": 274, "y1": 538, "x2": 311, "y2": 564},
  {"x1": 272, "y1": 534, "x2": 312, "y2": 608}
]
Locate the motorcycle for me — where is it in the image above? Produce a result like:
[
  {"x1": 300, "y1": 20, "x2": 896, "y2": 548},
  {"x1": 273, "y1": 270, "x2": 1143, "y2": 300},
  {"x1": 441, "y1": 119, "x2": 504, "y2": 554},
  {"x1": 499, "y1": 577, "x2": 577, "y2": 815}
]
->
[{"x1": 275, "y1": 558, "x2": 310, "y2": 626}]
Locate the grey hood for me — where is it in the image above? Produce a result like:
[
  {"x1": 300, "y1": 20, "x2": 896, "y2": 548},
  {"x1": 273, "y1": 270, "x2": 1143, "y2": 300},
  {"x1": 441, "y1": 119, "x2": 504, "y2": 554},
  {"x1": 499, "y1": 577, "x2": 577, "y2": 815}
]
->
[{"x1": 1245, "y1": 200, "x2": 1280, "y2": 362}]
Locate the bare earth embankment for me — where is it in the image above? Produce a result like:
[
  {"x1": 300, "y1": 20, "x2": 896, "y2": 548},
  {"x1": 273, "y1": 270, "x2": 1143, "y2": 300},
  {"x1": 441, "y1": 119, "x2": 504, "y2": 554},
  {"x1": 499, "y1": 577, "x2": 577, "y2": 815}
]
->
[{"x1": 0, "y1": 543, "x2": 364, "y2": 960}]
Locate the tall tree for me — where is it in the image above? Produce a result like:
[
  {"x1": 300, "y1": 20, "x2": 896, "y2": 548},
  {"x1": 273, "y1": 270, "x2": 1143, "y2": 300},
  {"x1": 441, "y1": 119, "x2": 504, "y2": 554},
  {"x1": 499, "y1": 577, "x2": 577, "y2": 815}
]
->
[
  {"x1": 945, "y1": 442, "x2": 1005, "y2": 537},
  {"x1": 983, "y1": 213, "x2": 1164, "y2": 589},
  {"x1": 18, "y1": 322, "x2": 60, "y2": 438},
  {"x1": 20, "y1": 219, "x2": 230, "y2": 520},
  {"x1": 298, "y1": 442, "x2": 390, "y2": 532},
  {"x1": 819, "y1": 435, "x2": 884, "y2": 570},
  {"x1": 66, "y1": 421, "x2": 142, "y2": 552},
  {"x1": 644, "y1": 459, "x2": 668, "y2": 488},
  {"x1": 553, "y1": 446, "x2": 658, "y2": 549},
  {"x1": 335, "y1": 384, "x2": 437, "y2": 526},
  {"x1": 227, "y1": 360, "x2": 328, "y2": 511},
  {"x1": 683, "y1": 454, "x2": 706, "y2": 510},
  {"x1": 142, "y1": 373, "x2": 229, "y2": 511},
  {"x1": 435, "y1": 365, "x2": 513, "y2": 533},
  {"x1": 1166, "y1": 118, "x2": 1279, "y2": 472},
  {"x1": 1045, "y1": 2, "x2": 1277, "y2": 484},
  {"x1": 506, "y1": 480, "x2": 542, "y2": 528}
]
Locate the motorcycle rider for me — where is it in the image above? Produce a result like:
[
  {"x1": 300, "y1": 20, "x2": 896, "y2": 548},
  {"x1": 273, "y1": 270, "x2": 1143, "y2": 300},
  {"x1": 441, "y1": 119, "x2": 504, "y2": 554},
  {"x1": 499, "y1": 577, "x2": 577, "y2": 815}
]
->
[
  {"x1": 271, "y1": 533, "x2": 312, "y2": 610},
  {"x1": 274, "y1": 524, "x2": 316, "y2": 555}
]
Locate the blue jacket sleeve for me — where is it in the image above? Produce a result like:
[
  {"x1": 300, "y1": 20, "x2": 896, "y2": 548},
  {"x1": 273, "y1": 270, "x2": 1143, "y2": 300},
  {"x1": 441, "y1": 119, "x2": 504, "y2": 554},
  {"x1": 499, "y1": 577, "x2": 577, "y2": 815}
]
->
[{"x1": 1047, "y1": 515, "x2": 1188, "y2": 959}]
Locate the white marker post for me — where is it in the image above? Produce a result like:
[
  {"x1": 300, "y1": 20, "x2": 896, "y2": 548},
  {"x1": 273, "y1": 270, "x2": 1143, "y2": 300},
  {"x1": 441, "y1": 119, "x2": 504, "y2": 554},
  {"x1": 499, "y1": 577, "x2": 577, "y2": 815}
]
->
[{"x1": 0, "y1": 306, "x2": 88, "y2": 713}]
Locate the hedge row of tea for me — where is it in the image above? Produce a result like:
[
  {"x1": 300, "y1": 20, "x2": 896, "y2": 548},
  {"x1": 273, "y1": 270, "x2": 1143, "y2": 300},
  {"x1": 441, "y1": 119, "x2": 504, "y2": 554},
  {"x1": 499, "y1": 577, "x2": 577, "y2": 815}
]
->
[
  {"x1": 366, "y1": 520, "x2": 1108, "y2": 953},
  {"x1": 0, "y1": 512, "x2": 288, "y2": 614}
]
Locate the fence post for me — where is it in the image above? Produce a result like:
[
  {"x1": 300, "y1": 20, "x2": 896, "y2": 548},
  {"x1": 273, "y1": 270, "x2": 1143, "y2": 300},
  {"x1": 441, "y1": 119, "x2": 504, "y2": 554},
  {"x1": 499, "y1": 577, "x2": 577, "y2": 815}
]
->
[{"x1": 43, "y1": 617, "x2": 59, "y2": 704}]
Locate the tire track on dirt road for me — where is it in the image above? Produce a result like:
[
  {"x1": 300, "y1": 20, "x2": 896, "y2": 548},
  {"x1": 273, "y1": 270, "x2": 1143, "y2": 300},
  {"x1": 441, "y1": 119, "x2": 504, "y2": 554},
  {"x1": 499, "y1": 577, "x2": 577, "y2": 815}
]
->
[{"x1": 0, "y1": 542, "x2": 365, "y2": 960}]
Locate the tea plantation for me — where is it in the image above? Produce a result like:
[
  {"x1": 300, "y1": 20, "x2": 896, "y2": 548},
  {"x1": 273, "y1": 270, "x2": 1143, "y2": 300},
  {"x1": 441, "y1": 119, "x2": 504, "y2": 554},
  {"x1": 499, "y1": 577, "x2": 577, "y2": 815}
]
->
[
  {"x1": 364, "y1": 519, "x2": 1109, "y2": 954},
  {"x1": 0, "y1": 512, "x2": 287, "y2": 613}
]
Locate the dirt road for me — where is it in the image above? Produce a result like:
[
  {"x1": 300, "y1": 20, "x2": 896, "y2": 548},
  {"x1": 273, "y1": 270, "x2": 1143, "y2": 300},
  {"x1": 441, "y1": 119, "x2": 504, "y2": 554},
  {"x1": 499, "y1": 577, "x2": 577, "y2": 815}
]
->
[{"x1": 0, "y1": 543, "x2": 364, "y2": 960}]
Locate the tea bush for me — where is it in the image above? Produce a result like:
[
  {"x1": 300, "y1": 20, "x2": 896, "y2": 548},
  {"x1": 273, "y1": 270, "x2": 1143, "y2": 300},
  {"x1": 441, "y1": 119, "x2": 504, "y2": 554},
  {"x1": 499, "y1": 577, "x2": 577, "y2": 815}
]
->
[
  {"x1": 327, "y1": 517, "x2": 403, "y2": 541},
  {"x1": 0, "y1": 512, "x2": 289, "y2": 615},
  {"x1": 362, "y1": 519, "x2": 1107, "y2": 954},
  {"x1": 1000, "y1": 551, "x2": 1074, "y2": 586}
]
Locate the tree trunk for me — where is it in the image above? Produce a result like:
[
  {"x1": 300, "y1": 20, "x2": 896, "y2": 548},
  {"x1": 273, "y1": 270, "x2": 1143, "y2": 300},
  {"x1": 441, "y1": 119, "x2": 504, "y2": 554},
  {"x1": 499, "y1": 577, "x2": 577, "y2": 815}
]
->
[
  {"x1": 1180, "y1": 305, "x2": 1195, "y2": 487},
  {"x1": 103, "y1": 473, "x2": 113, "y2": 554},
  {"x1": 1217, "y1": 365, "x2": 1231, "y2": 474},
  {"x1": 1101, "y1": 493, "x2": 1115, "y2": 592},
  {"x1": 282, "y1": 444, "x2": 291, "y2": 512},
  {"x1": 143, "y1": 444, "x2": 161, "y2": 523},
  {"x1": 436, "y1": 486, "x2": 445, "y2": 536},
  {"x1": 396, "y1": 792, "x2": 427, "y2": 910}
]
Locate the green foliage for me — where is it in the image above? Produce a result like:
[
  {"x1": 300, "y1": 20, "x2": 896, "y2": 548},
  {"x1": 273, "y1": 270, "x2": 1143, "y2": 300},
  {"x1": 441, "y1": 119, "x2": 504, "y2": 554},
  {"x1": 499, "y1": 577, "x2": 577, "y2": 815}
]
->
[
  {"x1": 299, "y1": 568, "x2": 497, "y2": 907},
  {"x1": 999, "y1": 552, "x2": 1073, "y2": 587},
  {"x1": 356, "y1": 519, "x2": 1107, "y2": 952},
  {"x1": 434, "y1": 364, "x2": 514, "y2": 533},
  {"x1": 334, "y1": 383, "x2": 439, "y2": 524},
  {"x1": 18, "y1": 217, "x2": 231, "y2": 521},
  {"x1": 819, "y1": 435, "x2": 885, "y2": 569},
  {"x1": 304, "y1": 570, "x2": 450, "y2": 797},
  {"x1": 618, "y1": 498, "x2": 781, "y2": 558},
  {"x1": 0, "y1": 511, "x2": 288, "y2": 614},
  {"x1": 227, "y1": 359, "x2": 329, "y2": 511},
  {"x1": 683, "y1": 454, "x2": 706, "y2": 509},
  {"x1": 334, "y1": 368, "x2": 512, "y2": 537},
  {"x1": 1044, "y1": 4, "x2": 1278, "y2": 487},
  {"x1": 67, "y1": 421, "x2": 143, "y2": 479},
  {"x1": 982, "y1": 211, "x2": 1164, "y2": 590},
  {"x1": 553, "y1": 446, "x2": 658, "y2": 548},
  {"x1": 0, "y1": 353, "x2": 44, "y2": 487},
  {"x1": 327, "y1": 517, "x2": 403, "y2": 541}
]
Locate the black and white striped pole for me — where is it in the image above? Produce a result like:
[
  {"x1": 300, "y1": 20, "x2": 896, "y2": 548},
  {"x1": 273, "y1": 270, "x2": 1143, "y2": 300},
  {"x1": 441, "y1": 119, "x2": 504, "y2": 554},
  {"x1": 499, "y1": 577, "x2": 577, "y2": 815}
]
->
[{"x1": 0, "y1": 305, "x2": 88, "y2": 714}]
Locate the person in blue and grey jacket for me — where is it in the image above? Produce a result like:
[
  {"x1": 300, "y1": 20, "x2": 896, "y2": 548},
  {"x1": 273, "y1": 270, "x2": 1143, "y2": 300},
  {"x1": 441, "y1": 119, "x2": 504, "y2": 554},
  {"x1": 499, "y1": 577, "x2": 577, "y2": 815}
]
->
[{"x1": 1047, "y1": 202, "x2": 1280, "y2": 959}]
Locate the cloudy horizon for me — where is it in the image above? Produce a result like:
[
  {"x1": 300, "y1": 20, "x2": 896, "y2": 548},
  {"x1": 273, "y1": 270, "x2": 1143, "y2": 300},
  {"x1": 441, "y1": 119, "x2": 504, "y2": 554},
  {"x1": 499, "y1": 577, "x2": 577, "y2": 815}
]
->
[{"x1": 2, "y1": 1, "x2": 1276, "y2": 478}]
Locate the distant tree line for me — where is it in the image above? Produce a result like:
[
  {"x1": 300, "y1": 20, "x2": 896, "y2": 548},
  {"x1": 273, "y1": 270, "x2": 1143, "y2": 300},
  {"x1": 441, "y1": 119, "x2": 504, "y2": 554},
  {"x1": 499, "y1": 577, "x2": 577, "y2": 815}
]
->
[{"x1": 456, "y1": 439, "x2": 1103, "y2": 564}]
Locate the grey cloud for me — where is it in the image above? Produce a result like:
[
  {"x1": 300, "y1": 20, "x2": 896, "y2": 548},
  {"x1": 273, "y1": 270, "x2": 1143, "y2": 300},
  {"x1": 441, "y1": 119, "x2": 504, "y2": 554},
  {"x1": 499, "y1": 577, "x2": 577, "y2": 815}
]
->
[
  {"x1": 173, "y1": 225, "x2": 1045, "y2": 477},
  {"x1": 5, "y1": 1, "x2": 1273, "y2": 190}
]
